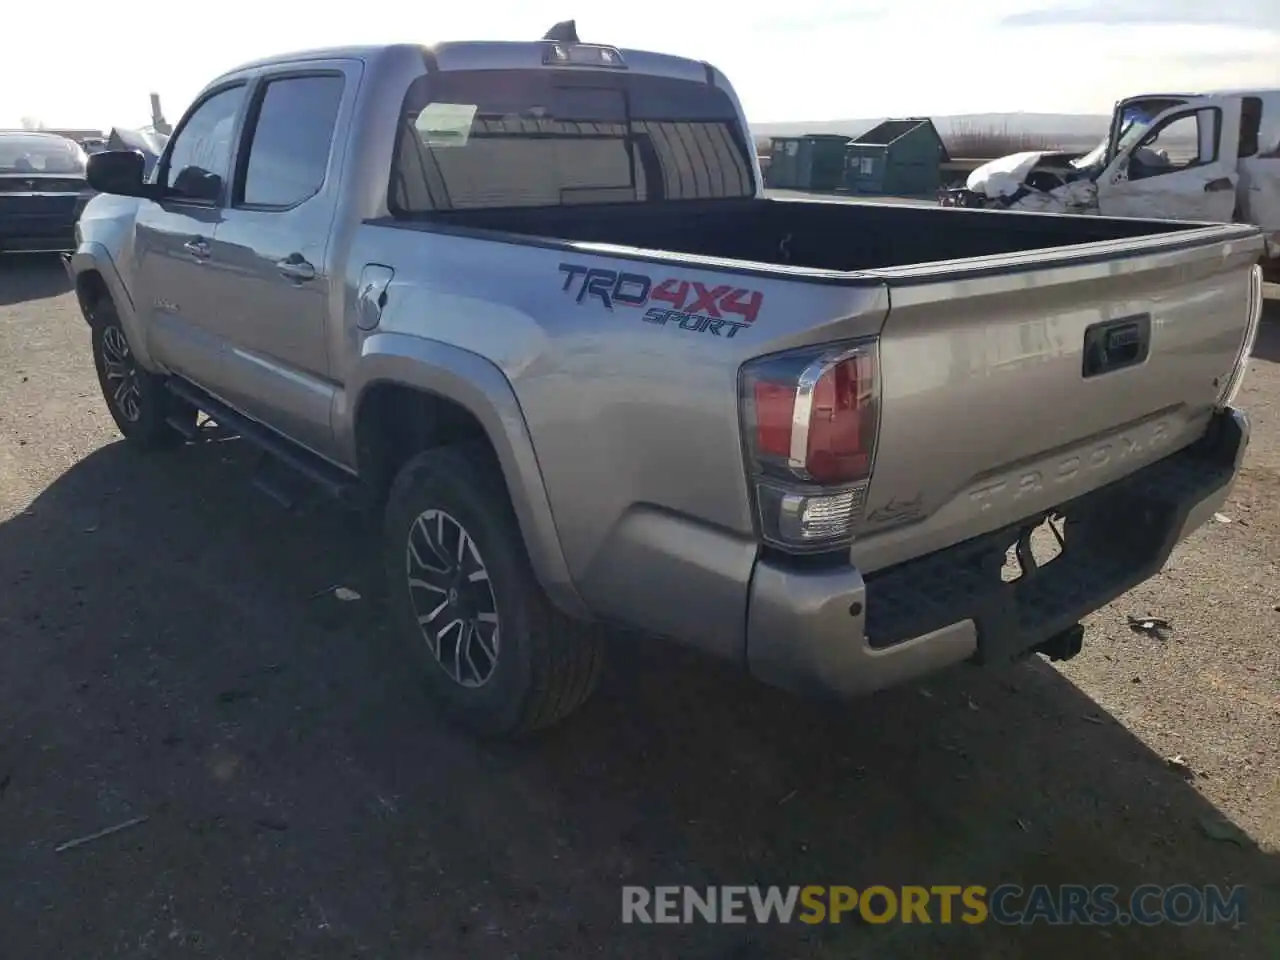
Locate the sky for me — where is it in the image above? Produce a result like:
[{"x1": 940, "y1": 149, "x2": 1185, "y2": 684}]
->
[{"x1": 2, "y1": 0, "x2": 1277, "y2": 129}]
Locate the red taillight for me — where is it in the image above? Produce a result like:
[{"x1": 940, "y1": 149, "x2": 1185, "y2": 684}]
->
[
  {"x1": 740, "y1": 340, "x2": 880, "y2": 551},
  {"x1": 745, "y1": 343, "x2": 877, "y2": 484},
  {"x1": 805, "y1": 352, "x2": 875, "y2": 483},
  {"x1": 752, "y1": 380, "x2": 797, "y2": 459}
]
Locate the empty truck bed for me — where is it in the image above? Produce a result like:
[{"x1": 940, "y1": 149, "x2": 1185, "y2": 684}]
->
[{"x1": 401, "y1": 196, "x2": 1196, "y2": 274}]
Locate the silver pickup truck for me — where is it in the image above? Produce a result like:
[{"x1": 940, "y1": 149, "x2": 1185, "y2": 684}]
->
[{"x1": 65, "y1": 27, "x2": 1264, "y2": 737}]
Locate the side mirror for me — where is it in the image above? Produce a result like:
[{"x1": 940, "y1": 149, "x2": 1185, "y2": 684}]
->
[{"x1": 86, "y1": 150, "x2": 159, "y2": 198}]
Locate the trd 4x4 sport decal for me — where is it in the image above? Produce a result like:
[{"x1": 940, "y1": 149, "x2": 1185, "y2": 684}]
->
[{"x1": 558, "y1": 263, "x2": 763, "y2": 339}]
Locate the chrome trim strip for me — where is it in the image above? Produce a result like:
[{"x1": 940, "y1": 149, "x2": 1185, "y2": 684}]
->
[{"x1": 1218, "y1": 263, "x2": 1263, "y2": 410}]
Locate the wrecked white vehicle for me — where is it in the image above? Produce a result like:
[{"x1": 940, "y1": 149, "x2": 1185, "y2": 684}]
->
[
  {"x1": 104, "y1": 127, "x2": 167, "y2": 178},
  {"x1": 941, "y1": 90, "x2": 1280, "y2": 275}
]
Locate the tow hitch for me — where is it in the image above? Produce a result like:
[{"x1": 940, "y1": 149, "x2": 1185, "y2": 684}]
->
[{"x1": 1035, "y1": 623, "x2": 1085, "y2": 662}]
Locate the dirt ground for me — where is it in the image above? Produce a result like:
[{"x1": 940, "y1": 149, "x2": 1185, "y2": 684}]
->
[{"x1": 0, "y1": 258, "x2": 1276, "y2": 959}]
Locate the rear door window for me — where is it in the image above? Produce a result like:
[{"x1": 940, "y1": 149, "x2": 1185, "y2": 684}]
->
[
  {"x1": 236, "y1": 74, "x2": 345, "y2": 209},
  {"x1": 390, "y1": 70, "x2": 754, "y2": 213}
]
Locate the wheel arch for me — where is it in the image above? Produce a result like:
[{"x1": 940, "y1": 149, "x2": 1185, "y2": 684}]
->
[
  {"x1": 74, "y1": 268, "x2": 111, "y2": 323},
  {"x1": 345, "y1": 333, "x2": 588, "y2": 619},
  {"x1": 66, "y1": 243, "x2": 160, "y2": 370}
]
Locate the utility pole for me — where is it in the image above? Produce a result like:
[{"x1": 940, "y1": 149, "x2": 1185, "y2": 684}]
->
[{"x1": 150, "y1": 93, "x2": 171, "y2": 135}]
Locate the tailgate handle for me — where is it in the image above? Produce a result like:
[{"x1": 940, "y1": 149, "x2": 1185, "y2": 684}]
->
[{"x1": 1082, "y1": 314, "x2": 1151, "y2": 378}]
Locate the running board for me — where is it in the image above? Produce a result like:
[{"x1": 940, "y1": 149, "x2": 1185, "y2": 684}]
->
[
  {"x1": 251, "y1": 472, "x2": 297, "y2": 509},
  {"x1": 164, "y1": 378, "x2": 362, "y2": 506},
  {"x1": 164, "y1": 411, "x2": 202, "y2": 442}
]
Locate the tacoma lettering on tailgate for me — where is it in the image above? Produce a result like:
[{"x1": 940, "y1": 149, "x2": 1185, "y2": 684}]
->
[
  {"x1": 558, "y1": 263, "x2": 763, "y2": 338},
  {"x1": 968, "y1": 418, "x2": 1174, "y2": 513}
]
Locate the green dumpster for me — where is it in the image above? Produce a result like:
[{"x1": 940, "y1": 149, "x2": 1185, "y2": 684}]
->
[{"x1": 765, "y1": 134, "x2": 850, "y2": 191}]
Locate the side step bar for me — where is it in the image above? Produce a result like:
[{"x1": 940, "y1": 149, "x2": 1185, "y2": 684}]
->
[
  {"x1": 164, "y1": 410, "x2": 203, "y2": 442},
  {"x1": 165, "y1": 377, "x2": 363, "y2": 507}
]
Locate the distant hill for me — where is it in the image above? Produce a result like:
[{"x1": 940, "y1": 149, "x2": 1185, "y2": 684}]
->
[{"x1": 751, "y1": 112, "x2": 1111, "y2": 152}]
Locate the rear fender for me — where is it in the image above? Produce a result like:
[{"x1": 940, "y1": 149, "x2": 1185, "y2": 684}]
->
[{"x1": 339, "y1": 332, "x2": 588, "y2": 619}]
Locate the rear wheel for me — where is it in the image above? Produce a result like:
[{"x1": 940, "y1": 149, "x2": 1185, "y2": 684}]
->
[
  {"x1": 383, "y1": 443, "x2": 603, "y2": 737},
  {"x1": 90, "y1": 297, "x2": 194, "y2": 448}
]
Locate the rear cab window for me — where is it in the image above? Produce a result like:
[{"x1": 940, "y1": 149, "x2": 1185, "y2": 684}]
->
[
  {"x1": 0, "y1": 135, "x2": 86, "y2": 175},
  {"x1": 389, "y1": 67, "x2": 754, "y2": 214}
]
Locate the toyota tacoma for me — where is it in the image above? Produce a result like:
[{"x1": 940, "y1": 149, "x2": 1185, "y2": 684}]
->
[{"x1": 64, "y1": 24, "x2": 1263, "y2": 736}]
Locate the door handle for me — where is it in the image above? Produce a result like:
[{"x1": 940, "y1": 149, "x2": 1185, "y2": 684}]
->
[
  {"x1": 183, "y1": 237, "x2": 211, "y2": 259},
  {"x1": 1204, "y1": 177, "x2": 1234, "y2": 193},
  {"x1": 276, "y1": 254, "x2": 316, "y2": 282}
]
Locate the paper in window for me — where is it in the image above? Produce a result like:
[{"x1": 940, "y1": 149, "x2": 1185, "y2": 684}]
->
[{"x1": 416, "y1": 103, "x2": 478, "y2": 147}]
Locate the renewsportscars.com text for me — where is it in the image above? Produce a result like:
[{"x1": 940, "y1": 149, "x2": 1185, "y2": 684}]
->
[{"x1": 621, "y1": 884, "x2": 1246, "y2": 926}]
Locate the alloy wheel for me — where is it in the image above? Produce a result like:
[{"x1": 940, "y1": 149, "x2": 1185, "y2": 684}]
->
[
  {"x1": 405, "y1": 508, "x2": 500, "y2": 688},
  {"x1": 100, "y1": 325, "x2": 143, "y2": 423}
]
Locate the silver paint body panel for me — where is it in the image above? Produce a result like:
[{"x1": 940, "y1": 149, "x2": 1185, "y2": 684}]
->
[{"x1": 66, "y1": 41, "x2": 1260, "y2": 695}]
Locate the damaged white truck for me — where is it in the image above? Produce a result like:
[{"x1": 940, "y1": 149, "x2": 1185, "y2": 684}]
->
[{"x1": 942, "y1": 89, "x2": 1280, "y2": 277}]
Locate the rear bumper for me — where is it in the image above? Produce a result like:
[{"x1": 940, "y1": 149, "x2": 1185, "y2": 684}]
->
[
  {"x1": 0, "y1": 202, "x2": 83, "y2": 254},
  {"x1": 745, "y1": 407, "x2": 1250, "y2": 697},
  {"x1": 0, "y1": 217, "x2": 78, "y2": 253}
]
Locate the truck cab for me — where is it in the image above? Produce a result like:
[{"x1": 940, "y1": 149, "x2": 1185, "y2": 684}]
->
[
  {"x1": 1098, "y1": 90, "x2": 1280, "y2": 255},
  {"x1": 951, "y1": 87, "x2": 1280, "y2": 272},
  {"x1": 1091, "y1": 92, "x2": 1245, "y2": 223}
]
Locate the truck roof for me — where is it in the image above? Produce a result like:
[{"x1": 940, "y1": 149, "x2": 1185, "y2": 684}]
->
[
  {"x1": 1127, "y1": 87, "x2": 1280, "y2": 101},
  {"x1": 0, "y1": 130, "x2": 77, "y2": 141},
  {"x1": 213, "y1": 43, "x2": 418, "y2": 78},
  {"x1": 212, "y1": 40, "x2": 716, "y2": 88}
]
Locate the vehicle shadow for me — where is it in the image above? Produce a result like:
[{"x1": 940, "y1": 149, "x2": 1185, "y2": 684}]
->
[
  {"x1": 0, "y1": 439, "x2": 1275, "y2": 960},
  {"x1": 0, "y1": 254, "x2": 73, "y2": 307},
  {"x1": 1253, "y1": 303, "x2": 1280, "y2": 362}
]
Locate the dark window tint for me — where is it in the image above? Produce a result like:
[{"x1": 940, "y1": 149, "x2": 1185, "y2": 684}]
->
[
  {"x1": 1240, "y1": 96, "x2": 1263, "y2": 157},
  {"x1": 164, "y1": 85, "x2": 246, "y2": 202},
  {"x1": 390, "y1": 70, "x2": 753, "y2": 214},
  {"x1": 240, "y1": 75, "x2": 344, "y2": 208},
  {"x1": 1259, "y1": 97, "x2": 1280, "y2": 158}
]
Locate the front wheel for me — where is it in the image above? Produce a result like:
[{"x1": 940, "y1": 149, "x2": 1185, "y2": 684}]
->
[
  {"x1": 383, "y1": 443, "x2": 604, "y2": 737},
  {"x1": 90, "y1": 298, "x2": 194, "y2": 448}
]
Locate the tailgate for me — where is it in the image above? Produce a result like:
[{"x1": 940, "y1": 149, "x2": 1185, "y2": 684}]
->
[{"x1": 850, "y1": 223, "x2": 1263, "y2": 574}]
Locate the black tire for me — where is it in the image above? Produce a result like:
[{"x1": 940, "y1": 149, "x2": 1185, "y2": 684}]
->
[
  {"x1": 1259, "y1": 254, "x2": 1280, "y2": 287},
  {"x1": 383, "y1": 443, "x2": 603, "y2": 737},
  {"x1": 89, "y1": 297, "x2": 195, "y2": 448}
]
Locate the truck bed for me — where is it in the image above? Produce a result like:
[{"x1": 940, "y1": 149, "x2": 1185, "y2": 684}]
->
[
  {"x1": 404, "y1": 196, "x2": 1192, "y2": 273},
  {"x1": 364, "y1": 189, "x2": 1261, "y2": 610}
]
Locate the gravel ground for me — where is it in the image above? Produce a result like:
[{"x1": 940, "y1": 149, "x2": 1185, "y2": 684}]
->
[{"x1": 0, "y1": 257, "x2": 1276, "y2": 959}]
